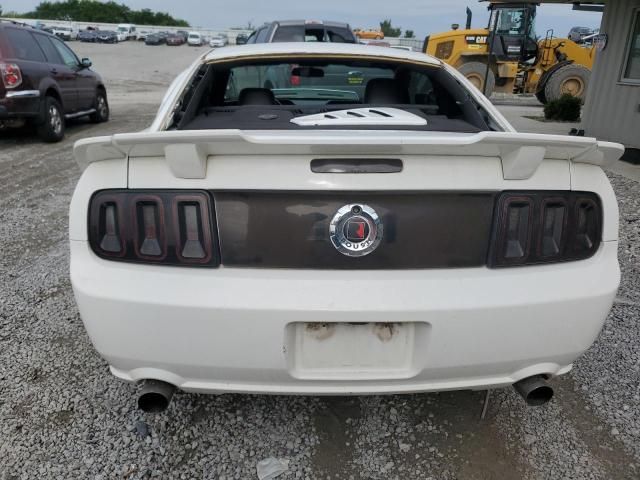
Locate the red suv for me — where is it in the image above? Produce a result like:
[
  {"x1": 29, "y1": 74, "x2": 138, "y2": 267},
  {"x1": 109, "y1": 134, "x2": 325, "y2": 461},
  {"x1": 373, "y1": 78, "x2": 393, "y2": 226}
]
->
[{"x1": 0, "y1": 21, "x2": 109, "y2": 142}]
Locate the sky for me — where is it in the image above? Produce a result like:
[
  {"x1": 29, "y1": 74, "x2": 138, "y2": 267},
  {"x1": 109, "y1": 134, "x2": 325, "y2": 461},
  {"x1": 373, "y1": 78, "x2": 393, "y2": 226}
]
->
[{"x1": 0, "y1": 0, "x2": 603, "y2": 38}]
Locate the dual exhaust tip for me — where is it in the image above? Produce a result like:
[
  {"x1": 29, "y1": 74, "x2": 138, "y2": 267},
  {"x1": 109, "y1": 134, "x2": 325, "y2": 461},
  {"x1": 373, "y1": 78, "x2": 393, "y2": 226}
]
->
[{"x1": 136, "y1": 375, "x2": 554, "y2": 413}]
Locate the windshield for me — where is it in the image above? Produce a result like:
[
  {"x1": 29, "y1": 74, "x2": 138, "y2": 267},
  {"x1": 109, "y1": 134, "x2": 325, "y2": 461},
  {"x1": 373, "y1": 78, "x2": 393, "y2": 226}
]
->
[
  {"x1": 491, "y1": 7, "x2": 536, "y2": 38},
  {"x1": 118, "y1": 27, "x2": 128, "y2": 32},
  {"x1": 226, "y1": 63, "x2": 398, "y2": 104}
]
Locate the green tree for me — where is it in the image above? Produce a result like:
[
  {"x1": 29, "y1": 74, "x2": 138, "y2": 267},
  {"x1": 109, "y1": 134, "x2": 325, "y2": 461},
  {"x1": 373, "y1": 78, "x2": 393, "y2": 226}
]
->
[
  {"x1": 404, "y1": 30, "x2": 415, "y2": 39},
  {"x1": 20, "y1": 0, "x2": 189, "y2": 26},
  {"x1": 379, "y1": 19, "x2": 402, "y2": 38}
]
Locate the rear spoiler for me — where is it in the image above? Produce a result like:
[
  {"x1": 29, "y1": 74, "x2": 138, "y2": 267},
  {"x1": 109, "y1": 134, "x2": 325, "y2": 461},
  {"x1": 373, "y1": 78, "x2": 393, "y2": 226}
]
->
[{"x1": 74, "y1": 130, "x2": 624, "y2": 180}]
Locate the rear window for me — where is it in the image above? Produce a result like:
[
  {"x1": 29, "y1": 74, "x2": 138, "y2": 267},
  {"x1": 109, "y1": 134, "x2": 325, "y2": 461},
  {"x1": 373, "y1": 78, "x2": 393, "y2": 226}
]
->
[
  {"x1": 271, "y1": 25, "x2": 354, "y2": 43},
  {"x1": 172, "y1": 57, "x2": 493, "y2": 133},
  {"x1": 5, "y1": 28, "x2": 45, "y2": 62}
]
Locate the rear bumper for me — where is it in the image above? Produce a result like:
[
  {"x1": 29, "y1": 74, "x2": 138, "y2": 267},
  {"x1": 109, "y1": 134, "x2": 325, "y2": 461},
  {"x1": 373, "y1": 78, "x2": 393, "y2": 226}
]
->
[
  {"x1": 70, "y1": 240, "x2": 619, "y2": 395},
  {"x1": 0, "y1": 91, "x2": 41, "y2": 119}
]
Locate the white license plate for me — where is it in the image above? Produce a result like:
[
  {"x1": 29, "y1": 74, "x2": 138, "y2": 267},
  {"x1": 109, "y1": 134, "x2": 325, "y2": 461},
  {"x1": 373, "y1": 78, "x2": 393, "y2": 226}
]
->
[{"x1": 286, "y1": 322, "x2": 427, "y2": 380}]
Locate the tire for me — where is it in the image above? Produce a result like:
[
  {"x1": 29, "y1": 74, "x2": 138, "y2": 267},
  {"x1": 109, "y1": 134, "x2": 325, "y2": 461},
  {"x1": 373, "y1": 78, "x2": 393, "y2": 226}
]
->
[
  {"x1": 36, "y1": 96, "x2": 65, "y2": 142},
  {"x1": 89, "y1": 90, "x2": 109, "y2": 123},
  {"x1": 544, "y1": 64, "x2": 590, "y2": 103},
  {"x1": 535, "y1": 89, "x2": 547, "y2": 105},
  {"x1": 457, "y1": 61, "x2": 496, "y2": 97}
]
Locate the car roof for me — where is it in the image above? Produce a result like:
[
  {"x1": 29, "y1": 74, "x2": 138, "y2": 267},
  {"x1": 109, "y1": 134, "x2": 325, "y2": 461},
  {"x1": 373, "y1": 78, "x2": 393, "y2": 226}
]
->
[
  {"x1": 202, "y1": 42, "x2": 442, "y2": 66},
  {"x1": 271, "y1": 20, "x2": 351, "y2": 28}
]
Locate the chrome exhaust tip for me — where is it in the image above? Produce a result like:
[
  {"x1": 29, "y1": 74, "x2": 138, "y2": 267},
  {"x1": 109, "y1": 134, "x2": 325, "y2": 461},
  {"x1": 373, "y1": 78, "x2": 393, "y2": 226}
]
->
[
  {"x1": 513, "y1": 375, "x2": 554, "y2": 406},
  {"x1": 137, "y1": 380, "x2": 176, "y2": 413}
]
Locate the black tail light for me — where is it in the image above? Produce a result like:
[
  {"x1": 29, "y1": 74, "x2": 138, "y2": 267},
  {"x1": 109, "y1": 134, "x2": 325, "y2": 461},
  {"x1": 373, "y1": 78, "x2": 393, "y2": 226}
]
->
[
  {"x1": 489, "y1": 191, "x2": 602, "y2": 268},
  {"x1": 88, "y1": 190, "x2": 218, "y2": 267}
]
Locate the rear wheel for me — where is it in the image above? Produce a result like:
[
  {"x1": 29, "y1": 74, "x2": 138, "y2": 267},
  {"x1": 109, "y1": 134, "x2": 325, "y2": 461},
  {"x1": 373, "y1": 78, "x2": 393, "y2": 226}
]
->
[
  {"x1": 544, "y1": 64, "x2": 590, "y2": 103},
  {"x1": 458, "y1": 61, "x2": 496, "y2": 97},
  {"x1": 90, "y1": 90, "x2": 109, "y2": 123},
  {"x1": 36, "y1": 96, "x2": 65, "y2": 142}
]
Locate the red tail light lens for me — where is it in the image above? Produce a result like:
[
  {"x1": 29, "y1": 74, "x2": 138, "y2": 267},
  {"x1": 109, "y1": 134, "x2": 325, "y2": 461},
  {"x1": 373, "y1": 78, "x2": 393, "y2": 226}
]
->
[
  {"x1": 88, "y1": 190, "x2": 218, "y2": 267},
  {"x1": 0, "y1": 63, "x2": 23, "y2": 89},
  {"x1": 490, "y1": 191, "x2": 602, "y2": 268},
  {"x1": 290, "y1": 64, "x2": 300, "y2": 86}
]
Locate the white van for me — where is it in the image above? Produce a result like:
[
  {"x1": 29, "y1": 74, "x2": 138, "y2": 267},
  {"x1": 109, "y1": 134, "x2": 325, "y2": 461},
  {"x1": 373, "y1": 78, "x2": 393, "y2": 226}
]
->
[
  {"x1": 116, "y1": 24, "x2": 137, "y2": 42},
  {"x1": 187, "y1": 31, "x2": 203, "y2": 46}
]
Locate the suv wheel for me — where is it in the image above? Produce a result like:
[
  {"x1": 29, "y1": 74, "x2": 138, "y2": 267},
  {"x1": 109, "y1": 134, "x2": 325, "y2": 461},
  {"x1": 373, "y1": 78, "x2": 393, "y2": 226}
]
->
[
  {"x1": 37, "y1": 96, "x2": 65, "y2": 142},
  {"x1": 90, "y1": 91, "x2": 109, "y2": 123}
]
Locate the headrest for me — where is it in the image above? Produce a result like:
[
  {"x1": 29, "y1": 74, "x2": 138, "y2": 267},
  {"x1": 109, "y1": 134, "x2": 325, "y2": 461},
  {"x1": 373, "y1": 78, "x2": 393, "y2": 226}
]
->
[
  {"x1": 238, "y1": 88, "x2": 277, "y2": 106},
  {"x1": 364, "y1": 78, "x2": 410, "y2": 104}
]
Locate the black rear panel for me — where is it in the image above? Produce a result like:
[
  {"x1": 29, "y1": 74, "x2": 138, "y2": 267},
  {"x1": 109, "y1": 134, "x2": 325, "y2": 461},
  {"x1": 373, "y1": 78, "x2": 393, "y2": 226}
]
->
[{"x1": 214, "y1": 192, "x2": 496, "y2": 269}]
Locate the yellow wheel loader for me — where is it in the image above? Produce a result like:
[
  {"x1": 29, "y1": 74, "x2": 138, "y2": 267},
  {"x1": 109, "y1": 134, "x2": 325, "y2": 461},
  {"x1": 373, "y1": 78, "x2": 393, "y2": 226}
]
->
[{"x1": 424, "y1": 2, "x2": 596, "y2": 103}]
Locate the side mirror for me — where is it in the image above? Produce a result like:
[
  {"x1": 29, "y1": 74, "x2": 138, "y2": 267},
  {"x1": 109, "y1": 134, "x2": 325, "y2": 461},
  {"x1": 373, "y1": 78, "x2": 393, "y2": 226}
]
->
[{"x1": 81, "y1": 58, "x2": 92, "y2": 68}]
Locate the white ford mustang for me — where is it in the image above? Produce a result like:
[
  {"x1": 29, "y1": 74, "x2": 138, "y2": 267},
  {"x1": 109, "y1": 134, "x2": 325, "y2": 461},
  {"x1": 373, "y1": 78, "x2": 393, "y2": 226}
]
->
[{"x1": 69, "y1": 43, "x2": 623, "y2": 412}]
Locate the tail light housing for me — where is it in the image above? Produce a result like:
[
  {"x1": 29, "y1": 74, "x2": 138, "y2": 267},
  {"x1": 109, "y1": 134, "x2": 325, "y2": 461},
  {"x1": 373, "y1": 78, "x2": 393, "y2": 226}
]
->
[
  {"x1": 88, "y1": 190, "x2": 218, "y2": 267},
  {"x1": 290, "y1": 64, "x2": 300, "y2": 86},
  {"x1": 489, "y1": 191, "x2": 602, "y2": 267},
  {"x1": 0, "y1": 63, "x2": 23, "y2": 89}
]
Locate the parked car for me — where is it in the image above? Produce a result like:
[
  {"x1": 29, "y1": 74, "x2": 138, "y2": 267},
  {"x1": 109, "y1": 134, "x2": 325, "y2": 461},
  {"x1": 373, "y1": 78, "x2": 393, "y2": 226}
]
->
[
  {"x1": 187, "y1": 31, "x2": 204, "y2": 46},
  {"x1": 96, "y1": 30, "x2": 118, "y2": 44},
  {"x1": 116, "y1": 24, "x2": 137, "y2": 42},
  {"x1": 209, "y1": 33, "x2": 228, "y2": 47},
  {"x1": 247, "y1": 20, "x2": 357, "y2": 44},
  {"x1": 52, "y1": 25, "x2": 78, "y2": 41},
  {"x1": 78, "y1": 29, "x2": 98, "y2": 42},
  {"x1": 69, "y1": 42, "x2": 623, "y2": 412},
  {"x1": 568, "y1": 26, "x2": 596, "y2": 43},
  {"x1": 136, "y1": 29, "x2": 152, "y2": 41},
  {"x1": 235, "y1": 32, "x2": 249, "y2": 45},
  {"x1": 145, "y1": 33, "x2": 166, "y2": 46},
  {"x1": 0, "y1": 21, "x2": 109, "y2": 141},
  {"x1": 354, "y1": 28, "x2": 384, "y2": 40},
  {"x1": 166, "y1": 33, "x2": 185, "y2": 46}
]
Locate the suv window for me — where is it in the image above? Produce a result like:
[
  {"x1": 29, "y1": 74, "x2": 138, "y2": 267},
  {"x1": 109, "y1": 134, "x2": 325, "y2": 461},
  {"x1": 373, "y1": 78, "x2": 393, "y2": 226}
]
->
[
  {"x1": 5, "y1": 28, "x2": 45, "y2": 62},
  {"x1": 255, "y1": 27, "x2": 270, "y2": 43},
  {"x1": 50, "y1": 37, "x2": 79, "y2": 68},
  {"x1": 325, "y1": 27, "x2": 353, "y2": 43},
  {"x1": 272, "y1": 26, "x2": 304, "y2": 42},
  {"x1": 33, "y1": 34, "x2": 63, "y2": 64}
]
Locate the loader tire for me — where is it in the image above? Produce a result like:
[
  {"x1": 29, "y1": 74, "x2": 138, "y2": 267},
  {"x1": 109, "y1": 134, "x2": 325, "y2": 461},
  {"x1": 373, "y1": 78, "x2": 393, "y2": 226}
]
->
[
  {"x1": 458, "y1": 62, "x2": 496, "y2": 97},
  {"x1": 544, "y1": 64, "x2": 590, "y2": 103}
]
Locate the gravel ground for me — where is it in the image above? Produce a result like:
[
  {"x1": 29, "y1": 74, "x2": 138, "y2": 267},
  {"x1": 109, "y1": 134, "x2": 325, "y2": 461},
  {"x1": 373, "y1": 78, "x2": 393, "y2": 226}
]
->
[{"x1": 1, "y1": 42, "x2": 639, "y2": 479}]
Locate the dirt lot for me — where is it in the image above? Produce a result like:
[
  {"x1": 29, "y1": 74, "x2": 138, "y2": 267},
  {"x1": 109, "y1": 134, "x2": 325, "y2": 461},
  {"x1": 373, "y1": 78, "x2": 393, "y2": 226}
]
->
[{"x1": 1, "y1": 41, "x2": 639, "y2": 479}]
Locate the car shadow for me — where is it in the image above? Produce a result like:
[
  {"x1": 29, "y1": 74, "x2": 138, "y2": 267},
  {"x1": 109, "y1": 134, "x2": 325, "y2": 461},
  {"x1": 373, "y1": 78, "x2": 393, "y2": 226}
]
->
[{"x1": 0, "y1": 116, "x2": 99, "y2": 146}]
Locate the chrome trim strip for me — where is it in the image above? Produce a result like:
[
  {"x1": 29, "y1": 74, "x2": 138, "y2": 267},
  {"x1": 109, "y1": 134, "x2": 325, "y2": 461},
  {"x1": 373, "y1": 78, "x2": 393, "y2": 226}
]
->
[
  {"x1": 5, "y1": 90, "x2": 40, "y2": 99},
  {"x1": 65, "y1": 108, "x2": 96, "y2": 119}
]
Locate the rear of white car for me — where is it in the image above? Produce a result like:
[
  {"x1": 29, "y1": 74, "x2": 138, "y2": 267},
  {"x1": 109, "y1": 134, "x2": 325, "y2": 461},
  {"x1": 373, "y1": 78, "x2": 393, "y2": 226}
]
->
[
  {"x1": 69, "y1": 43, "x2": 622, "y2": 410},
  {"x1": 187, "y1": 32, "x2": 203, "y2": 46}
]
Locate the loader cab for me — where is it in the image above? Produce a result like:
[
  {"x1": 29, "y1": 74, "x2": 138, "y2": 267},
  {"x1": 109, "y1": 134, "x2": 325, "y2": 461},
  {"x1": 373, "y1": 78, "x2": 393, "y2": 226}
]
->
[{"x1": 487, "y1": 3, "x2": 538, "y2": 63}]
